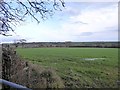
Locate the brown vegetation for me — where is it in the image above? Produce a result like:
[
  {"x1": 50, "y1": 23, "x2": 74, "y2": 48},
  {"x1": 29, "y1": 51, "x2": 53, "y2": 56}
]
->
[{"x1": 2, "y1": 45, "x2": 64, "y2": 89}]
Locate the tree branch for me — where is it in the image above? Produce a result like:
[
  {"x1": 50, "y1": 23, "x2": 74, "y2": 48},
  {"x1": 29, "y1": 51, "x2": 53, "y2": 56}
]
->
[{"x1": 0, "y1": 0, "x2": 65, "y2": 36}]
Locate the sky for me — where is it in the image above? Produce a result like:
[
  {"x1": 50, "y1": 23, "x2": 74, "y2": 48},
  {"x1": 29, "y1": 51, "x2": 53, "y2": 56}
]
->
[{"x1": 0, "y1": 0, "x2": 119, "y2": 43}]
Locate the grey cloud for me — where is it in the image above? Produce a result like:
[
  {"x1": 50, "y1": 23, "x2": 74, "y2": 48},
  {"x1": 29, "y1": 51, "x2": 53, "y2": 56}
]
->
[
  {"x1": 80, "y1": 32, "x2": 93, "y2": 36},
  {"x1": 0, "y1": 36, "x2": 16, "y2": 43},
  {"x1": 72, "y1": 21, "x2": 88, "y2": 24},
  {"x1": 105, "y1": 26, "x2": 118, "y2": 31},
  {"x1": 0, "y1": 35, "x2": 29, "y2": 43},
  {"x1": 73, "y1": 32, "x2": 94, "y2": 37},
  {"x1": 73, "y1": 30, "x2": 118, "y2": 42}
]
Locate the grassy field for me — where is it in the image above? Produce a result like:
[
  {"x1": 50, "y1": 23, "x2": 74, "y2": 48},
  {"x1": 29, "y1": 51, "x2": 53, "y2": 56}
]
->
[{"x1": 16, "y1": 48, "x2": 118, "y2": 88}]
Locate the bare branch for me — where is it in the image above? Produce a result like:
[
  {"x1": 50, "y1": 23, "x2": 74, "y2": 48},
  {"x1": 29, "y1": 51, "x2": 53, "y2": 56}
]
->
[{"x1": 0, "y1": 0, "x2": 65, "y2": 36}]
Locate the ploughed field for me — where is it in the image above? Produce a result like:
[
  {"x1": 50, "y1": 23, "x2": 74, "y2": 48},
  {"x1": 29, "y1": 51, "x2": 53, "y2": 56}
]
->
[{"x1": 16, "y1": 48, "x2": 118, "y2": 88}]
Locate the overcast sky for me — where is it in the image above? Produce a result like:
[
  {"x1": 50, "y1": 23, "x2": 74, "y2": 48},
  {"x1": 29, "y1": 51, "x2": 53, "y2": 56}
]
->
[{"x1": 0, "y1": 1, "x2": 119, "y2": 43}]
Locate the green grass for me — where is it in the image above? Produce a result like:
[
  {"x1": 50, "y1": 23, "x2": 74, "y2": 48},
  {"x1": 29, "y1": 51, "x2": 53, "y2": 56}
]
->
[{"x1": 16, "y1": 48, "x2": 118, "y2": 88}]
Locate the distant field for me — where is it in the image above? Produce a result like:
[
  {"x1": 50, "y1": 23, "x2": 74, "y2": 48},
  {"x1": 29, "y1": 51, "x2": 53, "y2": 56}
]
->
[{"x1": 16, "y1": 48, "x2": 118, "y2": 88}]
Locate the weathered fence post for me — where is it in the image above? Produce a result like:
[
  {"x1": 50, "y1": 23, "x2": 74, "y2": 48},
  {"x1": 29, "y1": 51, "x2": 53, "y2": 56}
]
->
[{"x1": 2, "y1": 44, "x2": 11, "y2": 89}]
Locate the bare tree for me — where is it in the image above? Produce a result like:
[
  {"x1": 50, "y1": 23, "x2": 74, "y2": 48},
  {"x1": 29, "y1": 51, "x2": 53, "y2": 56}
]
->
[
  {"x1": 19, "y1": 39, "x2": 27, "y2": 48},
  {"x1": 0, "y1": 0, "x2": 65, "y2": 36}
]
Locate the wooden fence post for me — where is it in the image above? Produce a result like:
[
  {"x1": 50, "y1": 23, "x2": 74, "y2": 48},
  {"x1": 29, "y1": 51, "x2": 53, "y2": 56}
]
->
[{"x1": 2, "y1": 44, "x2": 11, "y2": 89}]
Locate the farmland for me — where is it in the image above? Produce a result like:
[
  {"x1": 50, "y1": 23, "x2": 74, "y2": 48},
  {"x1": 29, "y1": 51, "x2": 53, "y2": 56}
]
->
[{"x1": 16, "y1": 48, "x2": 118, "y2": 88}]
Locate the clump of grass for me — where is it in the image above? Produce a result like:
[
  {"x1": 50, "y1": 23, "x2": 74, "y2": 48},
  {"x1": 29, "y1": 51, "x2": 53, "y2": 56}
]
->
[{"x1": 28, "y1": 63, "x2": 64, "y2": 88}]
